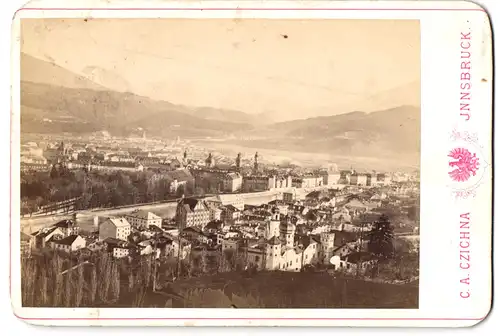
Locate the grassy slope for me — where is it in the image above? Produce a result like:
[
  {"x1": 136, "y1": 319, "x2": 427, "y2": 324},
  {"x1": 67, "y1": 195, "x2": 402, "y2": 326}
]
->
[{"x1": 119, "y1": 271, "x2": 418, "y2": 308}]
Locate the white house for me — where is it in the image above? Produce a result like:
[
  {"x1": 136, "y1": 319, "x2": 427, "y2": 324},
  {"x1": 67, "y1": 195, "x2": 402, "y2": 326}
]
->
[
  {"x1": 125, "y1": 210, "x2": 162, "y2": 230},
  {"x1": 31, "y1": 227, "x2": 65, "y2": 250},
  {"x1": 222, "y1": 238, "x2": 239, "y2": 252},
  {"x1": 138, "y1": 243, "x2": 155, "y2": 256},
  {"x1": 52, "y1": 219, "x2": 79, "y2": 237},
  {"x1": 112, "y1": 247, "x2": 130, "y2": 259},
  {"x1": 52, "y1": 235, "x2": 86, "y2": 253},
  {"x1": 163, "y1": 238, "x2": 191, "y2": 259},
  {"x1": 205, "y1": 194, "x2": 245, "y2": 211},
  {"x1": 280, "y1": 248, "x2": 302, "y2": 272},
  {"x1": 99, "y1": 217, "x2": 131, "y2": 241}
]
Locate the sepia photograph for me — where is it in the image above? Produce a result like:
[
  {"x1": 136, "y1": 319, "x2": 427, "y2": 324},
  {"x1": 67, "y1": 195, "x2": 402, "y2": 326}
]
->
[{"x1": 18, "y1": 18, "x2": 420, "y2": 309}]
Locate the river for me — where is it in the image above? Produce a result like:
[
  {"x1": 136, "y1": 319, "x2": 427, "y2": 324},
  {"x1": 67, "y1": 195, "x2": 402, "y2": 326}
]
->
[{"x1": 19, "y1": 189, "x2": 294, "y2": 234}]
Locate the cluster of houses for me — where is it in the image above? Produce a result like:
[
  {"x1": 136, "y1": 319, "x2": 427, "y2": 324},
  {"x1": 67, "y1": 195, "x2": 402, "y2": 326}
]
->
[
  {"x1": 174, "y1": 186, "x2": 395, "y2": 272},
  {"x1": 21, "y1": 182, "x2": 414, "y2": 275},
  {"x1": 20, "y1": 139, "x2": 418, "y2": 275},
  {"x1": 21, "y1": 140, "x2": 407, "y2": 197},
  {"x1": 169, "y1": 187, "x2": 401, "y2": 271},
  {"x1": 24, "y1": 210, "x2": 190, "y2": 262}
]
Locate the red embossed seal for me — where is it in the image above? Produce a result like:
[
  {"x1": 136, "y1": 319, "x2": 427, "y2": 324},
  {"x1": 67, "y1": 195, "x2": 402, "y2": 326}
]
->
[
  {"x1": 448, "y1": 129, "x2": 489, "y2": 199},
  {"x1": 448, "y1": 148, "x2": 480, "y2": 182}
]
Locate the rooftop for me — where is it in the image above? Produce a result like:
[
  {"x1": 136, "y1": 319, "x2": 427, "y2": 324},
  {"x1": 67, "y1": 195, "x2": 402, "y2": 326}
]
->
[
  {"x1": 267, "y1": 236, "x2": 281, "y2": 245},
  {"x1": 53, "y1": 219, "x2": 74, "y2": 229},
  {"x1": 205, "y1": 220, "x2": 223, "y2": 231},
  {"x1": 179, "y1": 198, "x2": 208, "y2": 212},
  {"x1": 20, "y1": 232, "x2": 32, "y2": 242},
  {"x1": 32, "y1": 226, "x2": 58, "y2": 238},
  {"x1": 127, "y1": 210, "x2": 161, "y2": 221},
  {"x1": 103, "y1": 237, "x2": 129, "y2": 247},
  {"x1": 330, "y1": 230, "x2": 358, "y2": 247},
  {"x1": 183, "y1": 226, "x2": 204, "y2": 235},
  {"x1": 164, "y1": 169, "x2": 194, "y2": 182},
  {"x1": 105, "y1": 217, "x2": 131, "y2": 228},
  {"x1": 53, "y1": 234, "x2": 82, "y2": 246},
  {"x1": 225, "y1": 205, "x2": 240, "y2": 212}
]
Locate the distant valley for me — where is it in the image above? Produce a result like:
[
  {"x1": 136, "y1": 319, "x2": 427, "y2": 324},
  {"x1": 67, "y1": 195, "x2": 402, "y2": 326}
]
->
[{"x1": 20, "y1": 53, "x2": 420, "y2": 167}]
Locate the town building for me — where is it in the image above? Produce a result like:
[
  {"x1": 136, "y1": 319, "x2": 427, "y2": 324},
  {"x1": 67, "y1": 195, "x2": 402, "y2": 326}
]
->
[
  {"x1": 31, "y1": 227, "x2": 65, "y2": 250},
  {"x1": 176, "y1": 197, "x2": 211, "y2": 229},
  {"x1": 99, "y1": 217, "x2": 132, "y2": 241},
  {"x1": 21, "y1": 163, "x2": 51, "y2": 173},
  {"x1": 125, "y1": 210, "x2": 162, "y2": 230},
  {"x1": 136, "y1": 156, "x2": 163, "y2": 166},
  {"x1": 52, "y1": 235, "x2": 86, "y2": 253},
  {"x1": 221, "y1": 205, "x2": 242, "y2": 223},
  {"x1": 205, "y1": 194, "x2": 245, "y2": 211},
  {"x1": 43, "y1": 142, "x2": 67, "y2": 164},
  {"x1": 154, "y1": 236, "x2": 191, "y2": 260},
  {"x1": 204, "y1": 220, "x2": 224, "y2": 234},
  {"x1": 20, "y1": 154, "x2": 48, "y2": 165},
  {"x1": 182, "y1": 227, "x2": 210, "y2": 244},
  {"x1": 291, "y1": 175, "x2": 323, "y2": 188},
  {"x1": 70, "y1": 161, "x2": 145, "y2": 172},
  {"x1": 350, "y1": 173, "x2": 368, "y2": 186},
  {"x1": 375, "y1": 173, "x2": 392, "y2": 185},
  {"x1": 222, "y1": 238, "x2": 240, "y2": 252},
  {"x1": 242, "y1": 175, "x2": 275, "y2": 192},
  {"x1": 107, "y1": 154, "x2": 135, "y2": 163},
  {"x1": 164, "y1": 169, "x2": 194, "y2": 193},
  {"x1": 20, "y1": 232, "x2": 32, "y2": 256},
  {"x1": 103, "y1": 237, "x2": 131, "y2": 259},
  {"x1": 283, "y1": 191, "x2": 296, "y2": 203},
  {"x1": 262, "y1": 175, "x2": 294, "y2": 190},
  {"x1": 192, "y1": 166, "x2": 243, "y2": 193},
  {"x1": 230, "y1": 211, "x2": 353, "y2": 273},
  {"x1": 319, "y1": 170, "x2": 342, "y2": 186},
  {"x1": 223, "y1": 172, "x2": 243, "y2": 192},
  {"x1": 207, "y1": 204, "x2": 223, "y2": 221},
  {"x1": 52, "y1": 219, "x2": 79, "y2": 237}
]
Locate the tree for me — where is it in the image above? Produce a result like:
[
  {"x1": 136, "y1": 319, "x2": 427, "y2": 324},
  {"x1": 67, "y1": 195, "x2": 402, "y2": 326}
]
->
[
  {"x1": 367, "y1": 214, "x2": 394, "y2": 261},
  {"x1": 22, "y1": 199, "x2": 39, "y2": 217},
  {"x1": 408, "y1": 205, "x2": 419, "y2": 222},
  {"x1": 176, "y1": 184, "x2": 185, "y2": 198},
  {"x1": 50, "y1": 165, "x2": 60, "y2": 179},
  {"x1": 194, "y1": 187, "x2": 205, "y2": 197}
]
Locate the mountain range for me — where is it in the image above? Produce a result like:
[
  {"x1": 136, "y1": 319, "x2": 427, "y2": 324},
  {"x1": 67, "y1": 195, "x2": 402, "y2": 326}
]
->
[
  {"x1": 235, "y1": 105, "x2": 420, "y2": 162},
  {"x1": 20, "y1": 53, "x2": 420, "y2": 165}
]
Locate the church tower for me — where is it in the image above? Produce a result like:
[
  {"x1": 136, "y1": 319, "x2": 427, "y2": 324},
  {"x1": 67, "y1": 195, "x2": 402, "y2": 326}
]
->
[
  {"x1": 57, "y1": 141, "x2": 67, "y2": 163},
  {"x1": 182, "y1": 149, "x2": 188, "y2": 167},
  {"x1": 266, "y1": 207, "x2": 281, "y2": 239},
  {"x1": 320, "y1": 232, "x2": 336, "y2": 264},
  {"x1": 58, "y1": 141, "x2": 65, "y2": 155},
  {"x1": 235, "y1": 153, "x2": 242, "y2": 171},
  {"x1": 265, "y1": 236, "x2": 281, "y2": 270},
  {"x1": 205, "y1": 153, "x2": 214, "y2": 168},
  {"x1": 280, "y1": 217, "x2": 296, "y2": 249},
  {"x1": 253, "y1": 152, "x2": 259, "y2": 174}
]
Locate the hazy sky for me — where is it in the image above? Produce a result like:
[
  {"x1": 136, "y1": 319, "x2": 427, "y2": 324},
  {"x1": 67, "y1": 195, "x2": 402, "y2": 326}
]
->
[{"x1": 21, "y1": 18, "x2": 420, "y2": 120}]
